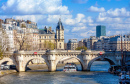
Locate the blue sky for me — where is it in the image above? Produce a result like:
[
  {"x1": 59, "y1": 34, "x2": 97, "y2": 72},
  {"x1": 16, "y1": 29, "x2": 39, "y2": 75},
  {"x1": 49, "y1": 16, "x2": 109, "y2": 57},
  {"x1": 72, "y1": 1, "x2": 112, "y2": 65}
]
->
[{"x1": 0, "y1": 0, "x2": 130, "y2": 42}]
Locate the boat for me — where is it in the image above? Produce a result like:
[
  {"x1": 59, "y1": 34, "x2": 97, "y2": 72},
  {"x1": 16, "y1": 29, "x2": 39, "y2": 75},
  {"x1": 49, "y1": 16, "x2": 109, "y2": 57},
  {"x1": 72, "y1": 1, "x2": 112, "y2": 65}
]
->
[
  {"x1": 63, "y1": 63, "x2": 77, "y2": 72},
  {"x1": 119, "y1": 71, "x2": 130, "y2": 84},
  {"x1": 108, "y1": 65, "x2": 121, "y2": 75}
]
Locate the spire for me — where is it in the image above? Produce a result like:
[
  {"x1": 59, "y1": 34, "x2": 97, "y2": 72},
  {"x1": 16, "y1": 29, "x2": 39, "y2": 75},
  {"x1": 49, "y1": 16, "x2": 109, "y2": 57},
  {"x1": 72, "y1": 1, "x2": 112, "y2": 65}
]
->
[
  {"x1": 56, "y1": 18, "x2": 64, "y2": 30},
  {"x1": 59, "y1": 18, "x2": 61, "y2": 22}
]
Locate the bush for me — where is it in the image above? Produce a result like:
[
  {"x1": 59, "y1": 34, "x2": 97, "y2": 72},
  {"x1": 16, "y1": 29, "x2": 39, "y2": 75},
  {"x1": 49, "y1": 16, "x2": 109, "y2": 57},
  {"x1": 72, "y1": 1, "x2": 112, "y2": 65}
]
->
[{"x1": 75, "y1": 46, "x2": 87, "y2": 50}]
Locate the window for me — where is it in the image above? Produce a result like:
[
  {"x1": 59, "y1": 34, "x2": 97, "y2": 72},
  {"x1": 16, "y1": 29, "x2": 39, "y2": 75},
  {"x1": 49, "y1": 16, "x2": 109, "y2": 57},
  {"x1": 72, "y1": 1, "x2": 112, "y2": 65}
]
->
[
  {"x1": 60, "y1": 43, "x2": 61, "y2": 48},
  {"x1": 49, "y1": 36, "x2": 51, "y2": 39}
]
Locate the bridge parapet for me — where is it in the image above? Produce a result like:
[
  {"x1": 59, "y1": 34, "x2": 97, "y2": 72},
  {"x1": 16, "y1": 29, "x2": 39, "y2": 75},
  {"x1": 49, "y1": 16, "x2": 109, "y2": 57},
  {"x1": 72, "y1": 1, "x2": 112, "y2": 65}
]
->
[
  {"x1": 82, "y1": 50, "x2": 105, "y2": 55},
  {"x1": 46, "y1": 50, "x2": 82, "y2": 55}
]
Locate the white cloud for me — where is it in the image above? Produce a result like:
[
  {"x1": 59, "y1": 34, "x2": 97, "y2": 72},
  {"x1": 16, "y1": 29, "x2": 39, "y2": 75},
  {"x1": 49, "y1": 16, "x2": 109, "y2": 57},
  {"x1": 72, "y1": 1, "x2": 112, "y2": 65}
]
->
[
  {"x1": 72, "y1": 26, "x2": 86, "y2": 32},
  {"x1": 86, "y1": 16, "x2": 93, "y2": 23},
  {"x1": 108, "y1": 23, "x2": 130, "y2": 30},
  {"x1": 1, "y1": 0, "x2": 70, "y2": 15},
  {"x1": 99, "y1": 8, "x2": 130, "y2": 17},
  {"x1": 80, "y1": 30, "x2": 96, "y2": 37},
  {"x1": 96, "y1": 16, "x2": 122, "y2": 23},
  {"x1": 47, "y1": 15, "x2": 73, "y2": 25},
  {"x1": 125, "y1": 18, "x2": 130, "y2": 23},
  {"x1": 65, "y1": 18, "x2": 76, "y2": 25},
  {"x1": 47, "y1": 13, "x2": 86, "y2": 26},
  {"x1": 75, "y1": 14, "x2": 85, "y2": 23},
  {"x1": 88, "y1": 6, "x2": 105, "y2": 12}
]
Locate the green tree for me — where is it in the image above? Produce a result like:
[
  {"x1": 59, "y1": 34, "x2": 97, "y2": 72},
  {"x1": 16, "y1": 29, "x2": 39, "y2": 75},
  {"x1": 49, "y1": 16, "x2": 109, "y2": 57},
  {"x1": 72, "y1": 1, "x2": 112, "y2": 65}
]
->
[
  {"x1": 0, "y1": 47, "x2": 3, "y2": 60},
  {"x1": 75, "y1": 46, "x2": 87, "y2": 50},
  {"x1": 43, "y1": 41, "x2": 55, "y2": 50}
]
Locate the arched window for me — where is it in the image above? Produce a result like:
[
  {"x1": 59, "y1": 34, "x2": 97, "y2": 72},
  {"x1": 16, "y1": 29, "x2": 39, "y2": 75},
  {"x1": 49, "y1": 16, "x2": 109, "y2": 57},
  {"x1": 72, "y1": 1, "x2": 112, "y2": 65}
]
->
[{"x1": 59, "y1": 43, "x2": 61, "y2": 48}]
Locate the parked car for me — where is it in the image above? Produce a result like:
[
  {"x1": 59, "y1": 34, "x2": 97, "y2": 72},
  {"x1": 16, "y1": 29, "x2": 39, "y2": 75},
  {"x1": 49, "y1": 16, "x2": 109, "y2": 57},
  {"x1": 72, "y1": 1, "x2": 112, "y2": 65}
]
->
[
  {"x1": 0, "y1": 64, "x2": 10, "y2": 70},
  {"x1": 0, "y1": 65, "x2": 4, "y2": 70}
]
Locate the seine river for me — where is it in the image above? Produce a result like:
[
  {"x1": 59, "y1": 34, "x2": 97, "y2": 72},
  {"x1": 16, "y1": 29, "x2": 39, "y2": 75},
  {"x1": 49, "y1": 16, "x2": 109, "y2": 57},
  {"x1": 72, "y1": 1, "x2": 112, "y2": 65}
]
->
[{"x1": 0, "y1": 61, "x2": 119, "y2": 84}]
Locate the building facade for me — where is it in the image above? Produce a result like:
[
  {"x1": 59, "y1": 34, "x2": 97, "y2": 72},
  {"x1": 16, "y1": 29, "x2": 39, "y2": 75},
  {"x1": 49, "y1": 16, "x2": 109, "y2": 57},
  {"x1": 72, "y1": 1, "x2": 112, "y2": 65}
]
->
[
  {"x1": 39, "y1": 26, "x2": 56, "y2": 50},
  {"x1": 39, "y1": 19, "x2": 65, "y2": 50},
  {"x1": 67, "y1": 39, "x2": 78, "y2": 50}
]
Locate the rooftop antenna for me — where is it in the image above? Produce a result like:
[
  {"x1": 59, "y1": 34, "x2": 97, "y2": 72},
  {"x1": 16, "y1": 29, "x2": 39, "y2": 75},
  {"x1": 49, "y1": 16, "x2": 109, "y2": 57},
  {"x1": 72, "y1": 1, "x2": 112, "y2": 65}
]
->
[{"x1": 59, "y1": 15, "x2": 61, "y2": 21}]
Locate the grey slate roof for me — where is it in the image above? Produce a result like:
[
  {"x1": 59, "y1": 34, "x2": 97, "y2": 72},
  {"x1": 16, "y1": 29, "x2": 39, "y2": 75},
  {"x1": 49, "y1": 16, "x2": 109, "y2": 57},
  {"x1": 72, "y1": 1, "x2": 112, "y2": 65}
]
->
[
  {"x1": 39, "y1": 26, "x2": 55, "y2": 34},
  {"x1": 68, "y1": 39, "x2": 77, "y2": 43},
  {"x1": 56, "y1": 18, "x2": 64, "y2": 30}
]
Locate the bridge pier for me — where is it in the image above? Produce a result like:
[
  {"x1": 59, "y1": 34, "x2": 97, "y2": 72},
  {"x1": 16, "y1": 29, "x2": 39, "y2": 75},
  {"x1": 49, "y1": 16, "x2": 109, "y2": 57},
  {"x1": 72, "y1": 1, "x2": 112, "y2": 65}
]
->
[
  {"x1": 48, "y1": 55, "x2": 56, "y2": 72},
  {"x1": 48, "y1": 60, "x2": 56, "y2": 72},
  {"x1": 16, "y1": 55, "x2": 26, "y2": 72},
  {"x1": 16, "y1": 61, "x2": 26, "y2": 72},
  {"x1": 116, "y1": 56, "x2": 121, "y2": 65},
  {"x1": 83, "y1": 55, "x2": 91, "y2": 71}
]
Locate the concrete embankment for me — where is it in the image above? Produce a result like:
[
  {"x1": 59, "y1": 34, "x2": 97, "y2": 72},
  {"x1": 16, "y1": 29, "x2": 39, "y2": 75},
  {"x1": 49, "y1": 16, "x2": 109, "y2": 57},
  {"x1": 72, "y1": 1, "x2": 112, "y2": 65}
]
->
[{"x1": 0, "y1": 70, "x2": 17, "y2": 77}]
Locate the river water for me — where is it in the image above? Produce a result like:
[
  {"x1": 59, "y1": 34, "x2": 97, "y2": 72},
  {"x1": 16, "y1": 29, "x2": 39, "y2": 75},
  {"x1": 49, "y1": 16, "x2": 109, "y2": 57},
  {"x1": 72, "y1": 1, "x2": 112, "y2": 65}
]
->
[{"x1": 0, "y1": 61, "x2": 119, "y2": 84}]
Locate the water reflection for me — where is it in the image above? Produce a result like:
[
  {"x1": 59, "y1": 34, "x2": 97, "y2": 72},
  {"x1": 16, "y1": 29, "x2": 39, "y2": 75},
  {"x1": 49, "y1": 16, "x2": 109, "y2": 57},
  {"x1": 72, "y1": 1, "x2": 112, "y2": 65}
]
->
[{"x1": 90, "y1": 61, "x2": 110, "y2": 71}]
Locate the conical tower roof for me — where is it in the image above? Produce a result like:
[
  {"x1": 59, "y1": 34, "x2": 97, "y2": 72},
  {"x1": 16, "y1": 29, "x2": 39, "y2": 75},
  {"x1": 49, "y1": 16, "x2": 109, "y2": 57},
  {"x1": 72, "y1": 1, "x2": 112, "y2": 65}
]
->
[{"x1": 56, "y1": 18, "x2": 64, "y2": 30}]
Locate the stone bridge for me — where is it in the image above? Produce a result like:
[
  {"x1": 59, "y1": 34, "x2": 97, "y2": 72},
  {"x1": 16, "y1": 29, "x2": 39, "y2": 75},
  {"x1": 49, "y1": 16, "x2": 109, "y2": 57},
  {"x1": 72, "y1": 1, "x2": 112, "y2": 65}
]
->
[{"x1": 0, "y1": 50, "x2": 129, "y2": 72}]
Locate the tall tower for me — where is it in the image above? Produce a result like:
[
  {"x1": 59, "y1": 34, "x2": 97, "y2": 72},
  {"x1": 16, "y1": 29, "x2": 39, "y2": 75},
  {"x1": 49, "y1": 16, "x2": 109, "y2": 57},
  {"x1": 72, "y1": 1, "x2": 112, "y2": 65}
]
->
[
  {"x1": 56, "y1": 18, "x2": 64, "y2": 49},
  {"x1": 96, "y1": 25, "x2": 106, "y2": 38}
]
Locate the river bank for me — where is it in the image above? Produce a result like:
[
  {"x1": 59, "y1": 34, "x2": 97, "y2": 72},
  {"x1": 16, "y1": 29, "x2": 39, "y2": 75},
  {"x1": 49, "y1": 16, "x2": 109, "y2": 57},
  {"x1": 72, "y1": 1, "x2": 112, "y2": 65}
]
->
[{"x1": 0, "y1": 70, "x2": 17, "y2": 77}]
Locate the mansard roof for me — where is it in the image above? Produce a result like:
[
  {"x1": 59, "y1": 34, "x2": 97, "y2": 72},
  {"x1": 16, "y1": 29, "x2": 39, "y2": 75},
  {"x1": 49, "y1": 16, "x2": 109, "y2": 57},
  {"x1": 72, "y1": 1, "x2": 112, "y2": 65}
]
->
[
  {"x1": 39, "y1": 26, "x2": 55, "y2": 34},
  {"x1": 56, "y1": 18, "x2": 64, "y2": 30}
]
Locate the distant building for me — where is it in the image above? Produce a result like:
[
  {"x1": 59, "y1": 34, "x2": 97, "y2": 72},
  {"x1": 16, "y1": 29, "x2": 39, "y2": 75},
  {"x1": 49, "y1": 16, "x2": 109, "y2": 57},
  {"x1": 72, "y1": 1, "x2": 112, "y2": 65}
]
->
[
  {"x1": 78, "y1": 40, "x2": 84, "y2": 47},
  {"x1": 93, "y1": 35, "x2": 130, "y2": 51},
  {"x1": 64, "y1": 43, "x2": 67, "y2": 50},
  {"x1": 94, "y1": 36, "x2": 110, "y2": 51},
  {"x1": 67, "y1": 39, "x2": 78, "y2": 50},
  {"x1": 109, "y1": 35, "x2": 130, "y2": 51},
  {"x1": 39, "y1": 18, "x2": 64, "y2": 50},
  {"x1": 82, "y1": 36, "x2": 97, "y2": 50},
  {"x1": 96, "y1": 25, "x2": 106, "y2": 38}
]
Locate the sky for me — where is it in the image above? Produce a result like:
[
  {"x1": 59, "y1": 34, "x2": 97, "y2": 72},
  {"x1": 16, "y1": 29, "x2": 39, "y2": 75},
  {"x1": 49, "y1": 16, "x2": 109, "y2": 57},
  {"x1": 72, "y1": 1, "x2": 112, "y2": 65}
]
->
[{"x1": 0, "y1": 0, "x2": 130, "y2": 42}]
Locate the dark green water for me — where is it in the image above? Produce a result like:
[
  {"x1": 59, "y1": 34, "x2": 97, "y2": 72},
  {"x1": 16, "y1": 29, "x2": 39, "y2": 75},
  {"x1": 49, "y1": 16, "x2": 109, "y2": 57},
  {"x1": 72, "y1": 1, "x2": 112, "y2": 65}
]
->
[{"x1": 0, "y1": 61, "x2": 119, "y2": 84}]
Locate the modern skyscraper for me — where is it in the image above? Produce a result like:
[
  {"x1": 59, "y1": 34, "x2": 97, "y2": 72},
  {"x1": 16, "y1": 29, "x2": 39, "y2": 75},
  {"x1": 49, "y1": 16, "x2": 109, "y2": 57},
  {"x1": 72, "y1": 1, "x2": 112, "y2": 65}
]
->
[{"x1": 96, "y1": 25, "x2": 106, "y2": 38}]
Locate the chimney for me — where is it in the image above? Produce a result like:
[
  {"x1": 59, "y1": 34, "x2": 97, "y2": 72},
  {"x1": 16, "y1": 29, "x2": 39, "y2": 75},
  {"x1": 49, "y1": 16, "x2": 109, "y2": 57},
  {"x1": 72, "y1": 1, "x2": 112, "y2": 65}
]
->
[
  {"x1": 0, "y1": 19, "x2": 2, "y2": 28},
  {"x1": 49, "y1": 27, "x2": 52, "y2": 31}
]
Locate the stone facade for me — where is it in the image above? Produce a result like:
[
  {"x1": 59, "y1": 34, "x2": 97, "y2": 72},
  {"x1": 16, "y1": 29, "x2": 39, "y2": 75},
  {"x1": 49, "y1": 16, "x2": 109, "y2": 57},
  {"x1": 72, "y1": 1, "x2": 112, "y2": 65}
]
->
[
  {"x1": 67, "y1": 39, "x2": 78, "y2": 50},
  {"x1": 39, "y1": 19, "x2": 65, "y2": 50},
  {"x1": 56, "y1": 19, "x2": 64, "y2": 49}
]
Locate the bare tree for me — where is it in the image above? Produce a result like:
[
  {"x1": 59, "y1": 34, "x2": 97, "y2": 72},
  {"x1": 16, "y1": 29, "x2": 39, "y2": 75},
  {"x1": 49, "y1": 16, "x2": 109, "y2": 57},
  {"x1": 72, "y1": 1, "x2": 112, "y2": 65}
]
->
[
  {"x1": 0, "y1": 27, "x2": 10, "y2": 60},
  {"x1": 13, "y1": 28, "x2": 32, "y2": 51}
]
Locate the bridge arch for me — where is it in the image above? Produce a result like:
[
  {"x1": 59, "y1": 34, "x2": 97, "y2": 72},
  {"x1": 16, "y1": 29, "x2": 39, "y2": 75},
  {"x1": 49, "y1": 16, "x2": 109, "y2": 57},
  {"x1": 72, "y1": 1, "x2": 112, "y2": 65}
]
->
[
  {"x1": 25, "y1": 58, "x2": 49, "y2": 71},
  {"x1": 87, "y1": 56, "x2": 116, "y2": 71},
  {"x1": 0, "y1": 58, "x2": 14, "y2": 65},
  {"x1": 55, "y1": 56, "x2": 84, "y2": 70}
]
